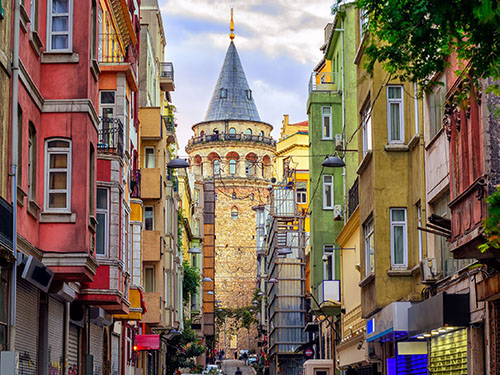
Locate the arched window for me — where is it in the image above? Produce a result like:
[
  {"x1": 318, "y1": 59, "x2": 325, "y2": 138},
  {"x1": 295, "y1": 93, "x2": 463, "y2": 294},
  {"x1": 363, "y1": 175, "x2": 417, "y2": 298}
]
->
[
  {"x1": 229, "y1": 127, "x2": 236, "y2": 134},
  {"x1": 231, "y1": 206, "x2": 239, "y2": 220},
  {"x1": 220, "y1": 88, "x2": 228, "y2": 99},
  {"x1": 200, "y1": 130, "x2": 205, "y2": 136},
  {"x1": 229, "y1": 159, "x2": 237, "y2": 174},
  {"x1": 250, "y1": 193, "x2": 254, "y2": 201},
  {"x1": 232, "y1": 192, "x2": 236, "y2": 200},
  {"x1": 246, "y1": 160, "x2": 254, "y2": 176},
  {"x1": 213, "y1": 159, "x2": 220, "y2": 175},
  {"x1": 245, "y1": 128, "x2": 252, "y2": 135},
  {"x1": 213, "y1": 128, "x2": 219, "y2": 134},
  {"x1": 260, "y1": 130, "x2": 264, "y2": 137}
]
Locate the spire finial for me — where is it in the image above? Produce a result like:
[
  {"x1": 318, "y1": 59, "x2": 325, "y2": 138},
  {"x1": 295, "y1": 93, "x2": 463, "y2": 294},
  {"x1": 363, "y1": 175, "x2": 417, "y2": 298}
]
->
[{"x1": 229, "y1": 7, "x2": 235, "y2": 41}]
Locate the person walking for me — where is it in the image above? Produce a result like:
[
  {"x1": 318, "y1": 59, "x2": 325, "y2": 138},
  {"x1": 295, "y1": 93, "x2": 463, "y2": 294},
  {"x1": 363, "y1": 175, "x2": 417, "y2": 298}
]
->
[
  {"x1": 235, "y1": 367, "x2": 242, "y2": 375},
  {"x1": 234, "y1": 351, "x2": 238, "y2": 360}
]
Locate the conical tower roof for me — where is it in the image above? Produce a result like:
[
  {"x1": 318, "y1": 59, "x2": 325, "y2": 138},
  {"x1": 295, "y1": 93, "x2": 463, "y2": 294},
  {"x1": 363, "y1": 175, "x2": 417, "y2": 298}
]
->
[{"x1": 204, "y1": 41, "x2": 261, "y2": 122}]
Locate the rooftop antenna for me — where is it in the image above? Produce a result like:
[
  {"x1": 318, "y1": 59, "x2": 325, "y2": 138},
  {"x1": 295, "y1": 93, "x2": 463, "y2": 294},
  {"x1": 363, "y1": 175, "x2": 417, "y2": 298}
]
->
[{"x1": 230, "y1": 7, "x2": 235, "y2": 41}]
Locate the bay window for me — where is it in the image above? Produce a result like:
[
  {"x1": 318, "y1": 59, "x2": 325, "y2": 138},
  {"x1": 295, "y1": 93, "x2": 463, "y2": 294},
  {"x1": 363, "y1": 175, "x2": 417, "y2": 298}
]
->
[{"x1": 96, "y1": 187, "x2": 109, "y2": 255}]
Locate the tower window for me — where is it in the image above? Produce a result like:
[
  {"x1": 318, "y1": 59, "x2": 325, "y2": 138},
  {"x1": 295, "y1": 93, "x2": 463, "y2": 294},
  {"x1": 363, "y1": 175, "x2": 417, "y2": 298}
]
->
[
  {"x1": 231, "y1": 207, "x2": 238, "y2": 220},
  {"x1": 232, "y1": 192, "x2": 236, "y2": 199},
  {"x1": 246, "y1": 90, "x2": 252, "y2": 100},
  {"x1": 220, "y1": 88, "x2": 228, "y2": 99}
]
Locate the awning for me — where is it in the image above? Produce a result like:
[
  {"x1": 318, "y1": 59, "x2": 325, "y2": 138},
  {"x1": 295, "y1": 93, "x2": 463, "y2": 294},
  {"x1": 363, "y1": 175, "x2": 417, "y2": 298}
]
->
[
  {"x1": 136, "y1": 334, "x2": 160, "y2": 350},
  {"x1": 366, "y1": 302, "x2": 412, "y2": 342},
  {"x1": 408, "y1": 293, "x2": 469, "y2": 335}
]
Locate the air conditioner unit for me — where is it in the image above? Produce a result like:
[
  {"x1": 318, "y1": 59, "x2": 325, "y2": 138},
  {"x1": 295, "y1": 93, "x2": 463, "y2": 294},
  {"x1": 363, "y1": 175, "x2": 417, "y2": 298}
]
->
[
  {"x1": 420, "y1": 257, "x2": 438, "y2": 283},
  {"x1": 335, "y1": 134, "x2": 343, "y2": 150},
  {"x1": 21, "y1": 255, "x2": 54, "y2": 293}
]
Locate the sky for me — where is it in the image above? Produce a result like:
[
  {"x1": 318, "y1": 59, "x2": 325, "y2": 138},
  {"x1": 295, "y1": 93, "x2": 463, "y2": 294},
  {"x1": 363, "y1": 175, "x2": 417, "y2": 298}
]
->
[{"x1": 159, "y1": 0, "x2": 335, "y2": 156}]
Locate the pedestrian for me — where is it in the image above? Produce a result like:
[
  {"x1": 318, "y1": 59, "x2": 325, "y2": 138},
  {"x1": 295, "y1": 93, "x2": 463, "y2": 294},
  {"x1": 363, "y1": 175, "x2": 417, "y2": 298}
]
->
[
  {"x1": 235, "y1": 367, "x2": 242, "y2": 375},
  {"x1": 221, "y1": 349, "x2": 225, "y2": 360},
  {"x1": 234, "y1": 351, "x2": 238, "y2": 360}
]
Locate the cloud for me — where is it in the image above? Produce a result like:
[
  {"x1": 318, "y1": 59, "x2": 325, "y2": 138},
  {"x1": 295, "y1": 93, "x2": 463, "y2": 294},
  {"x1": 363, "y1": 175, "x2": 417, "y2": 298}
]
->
[
  {"x1": 161, "y1": 0, "x2": 334, "y2": 65},
  {"x1": 159, "y1": 0, "x2": 332, "y2": 153}
]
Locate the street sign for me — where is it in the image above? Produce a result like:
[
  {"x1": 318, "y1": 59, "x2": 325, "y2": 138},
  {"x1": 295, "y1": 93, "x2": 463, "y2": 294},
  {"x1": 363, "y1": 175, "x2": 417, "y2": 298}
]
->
[{"x1": 304, "y1": 348, "x2": 314, "y2": 358}]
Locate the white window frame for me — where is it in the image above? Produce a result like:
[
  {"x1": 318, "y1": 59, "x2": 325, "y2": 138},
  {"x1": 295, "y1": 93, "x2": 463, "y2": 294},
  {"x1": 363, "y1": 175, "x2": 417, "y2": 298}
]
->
[
  {"x1": 47, "y1": 0, "x2": 73, "y2": 52},
  {"x1": 297, "y1": 188, "x2": 307, "y2": 204},
  {"x1": 144, "y1": 206, "x2": 154, "y2": 231},
  {"x1": 44, "y1": 139, "x2": 72, "y2": 212},
  {"x1": 387, "y1": 85, "x2": 404, "y2": 143},
  {"x1": 322, "y1": 175, "x2": 334, "y2": 210},
  {"x1": 321, "y1": 106, "x2": 332, "y2": 140},
  {"x1": 364, "y1": 217, "x2": 374, "y2": 275},
  {"x1": 96, "y1": 187, "x2": 109, "y2": 256},
  {"x1": 323, "y1": 245, "x2": 335, "y2": 280},
  {"x1": 360, "y1": 8, "x2": 369, "y2": 41},
  {"x1": 213, "y1": 159, "x2": 220, "y2": 175},
  {"x1": 144, "y1": 147, "x2": 156, "y2": 168},
  {"x1": 390, "y1": 208, "x2": 408, "y2": 269},
  {"x1": 361, "y1": 100, "x2": 372, "y2": 156},
  {"x1": 229, "y1": 159, "x2": 237, "y2": 175}
]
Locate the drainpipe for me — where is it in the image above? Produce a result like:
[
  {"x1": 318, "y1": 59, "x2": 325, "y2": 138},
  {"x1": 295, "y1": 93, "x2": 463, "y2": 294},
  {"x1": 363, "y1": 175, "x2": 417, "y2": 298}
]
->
[
  {"x1": 416, "y1": 83, "x2": 428, "y2": 259},
  {"x1": 64, "y1": 302, "x2": 70, "y2": 375},
  {"x1": 8, "y1": 0, "x2": 21, "y2": 352}
]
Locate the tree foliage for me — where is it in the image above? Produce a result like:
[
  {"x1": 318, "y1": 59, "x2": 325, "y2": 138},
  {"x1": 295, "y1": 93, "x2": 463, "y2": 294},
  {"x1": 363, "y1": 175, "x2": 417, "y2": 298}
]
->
[
  {"x1": 183, "y1": 260, "x2": 201, "y2": 304},
  {"x1": 478, "y1": 188, "x2": 500, "y2": 253},
  {"x1": 165, "y1": 320, "x2": 206, "y2": 375},
  {"x1": 335, "y1": 0, "x2": 500, "y2": 90}
]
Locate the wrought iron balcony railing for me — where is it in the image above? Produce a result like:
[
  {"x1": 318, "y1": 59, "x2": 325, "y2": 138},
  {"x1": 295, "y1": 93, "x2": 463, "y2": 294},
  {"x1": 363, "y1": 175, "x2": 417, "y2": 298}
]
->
[
  {"x1": 98, "y1": 117, "x2": 124, "y2": 156},
  {"x1": 162, "y1": 116, "x2": 175, "y2": 132},
  {"x1": 348, "y1": 177, "x2": 359, "y2": 218},
  {"x1": 130, "y1": 169, "x2": 141, "y2": 198},
  {"x1": 308, "y1": 71, "x2": 340, "y2": 93},
  {"x1": 188, "y1": 133, "x2": 276, "y2": 147},
  {"x1": 160, "y1": 62, "x2": 174, "y2": 79}
]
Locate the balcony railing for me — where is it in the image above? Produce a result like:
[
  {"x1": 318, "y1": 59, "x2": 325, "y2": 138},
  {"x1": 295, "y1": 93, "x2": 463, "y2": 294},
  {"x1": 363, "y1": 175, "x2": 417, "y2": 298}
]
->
[
  {"x1": 98, "y1": 117, "x2": 124, "y2": 156},
  {"x1": 318, "y1": 280, "x2": 340, "y2": 305},
  {"x1": 162, "y1": 116, "x2": 175, "y2": 132},
  {"x1": 130, "y1": 169, "x2": 141, "y2": 198},
  {"x1": 308, "y1": 71, "x2": 340, "y2": 93},
  {"x1": 348, "y1": 177, "x2": 359, "y2": 218},
  {"x1": 160, "y1": 62, "x2": 174, "y2": 79},
  {"x1": 0, "y1": 197, "x2": 13, "y2": 249},
  {"x1": 188, "y1": 133, "x2": 276, "y2": 147}
]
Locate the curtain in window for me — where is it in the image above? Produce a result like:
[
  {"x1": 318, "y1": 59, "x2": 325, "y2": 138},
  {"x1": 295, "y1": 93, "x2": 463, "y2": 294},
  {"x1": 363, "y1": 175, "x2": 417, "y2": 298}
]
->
[{"x1": 390, "y1": 102, "x2": 400, "y2": 141}]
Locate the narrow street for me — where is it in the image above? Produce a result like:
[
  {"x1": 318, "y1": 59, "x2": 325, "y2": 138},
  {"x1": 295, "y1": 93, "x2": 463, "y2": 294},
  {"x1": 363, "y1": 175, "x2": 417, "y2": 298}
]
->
[{"x1": 222, "y1": 360, "x2": 254, "y2": 375}]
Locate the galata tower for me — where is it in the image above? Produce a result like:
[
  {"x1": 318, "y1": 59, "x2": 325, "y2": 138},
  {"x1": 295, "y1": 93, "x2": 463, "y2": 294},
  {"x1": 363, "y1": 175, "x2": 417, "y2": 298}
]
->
[{"x1": 185, "y1": 10, "x2": 276, "y2": 352}]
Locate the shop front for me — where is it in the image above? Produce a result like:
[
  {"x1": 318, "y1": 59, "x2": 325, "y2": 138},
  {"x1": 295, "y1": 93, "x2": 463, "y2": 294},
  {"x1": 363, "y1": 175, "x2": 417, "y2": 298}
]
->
[
  {"x1": 408, "y1": 292, "x2": 470, "y2": 374},
  {"x1": 366, "y1": 302, "x2": 425, "y2": 375}
]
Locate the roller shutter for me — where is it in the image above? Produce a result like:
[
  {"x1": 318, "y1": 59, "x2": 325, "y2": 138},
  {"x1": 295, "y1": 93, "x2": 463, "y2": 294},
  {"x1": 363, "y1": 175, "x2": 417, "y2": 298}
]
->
[
  {"x1": 48, "y1": 297, "x2": 65, "y2": 370},
  {"x1": 90, "y1": 324, "x2": 104, "y2": 375},
  {"x1": 430, "y1": 328, "x2": 467, "y2": 374},
  {"x1": 68, "y1": 324, "x2": 80, "y2": 374},
  {"x1": 16, "y1": 279, "x2": 39, "y2": 375},
  {"x1": 111, "y1": 333, "x2": 120, "y2": 375}
]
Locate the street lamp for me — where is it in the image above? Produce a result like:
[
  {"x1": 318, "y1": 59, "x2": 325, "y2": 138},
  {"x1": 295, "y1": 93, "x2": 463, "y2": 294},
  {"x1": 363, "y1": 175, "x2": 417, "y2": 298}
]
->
[
  {"x1": 202, "y1": 277, "x2": 213, "y2": 282},
  {"x1": 206, "y1": 291, "x2": 214, "y2": 295},
  {"x1": 188, "y1": 247, "x2": 202, "y2": 254},
  {"x1": 167, "y1": 158, "x2": 190, "y2": 169},
  {"x1": 322, "y1": 155, "x2": 345, "y2": 168}
]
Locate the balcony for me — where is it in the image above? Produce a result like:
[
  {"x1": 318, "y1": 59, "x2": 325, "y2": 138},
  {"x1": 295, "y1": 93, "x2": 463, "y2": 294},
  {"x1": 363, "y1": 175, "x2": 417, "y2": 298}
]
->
[
  {"x1": 187, "y1": 133, "x2": 276, "y2": 148},
  {"x1": 143, "y1": 292, "x2": 162, "y2": 324},
  {"x1": 0, "y1": 197, "x2": 13, "y2": 250},
  {"x1": 318, "y1": 279, "x2": 341, "y2": 305},
  {"x1": 348, "y1": 177, "x2": 359, "y2": 218},
  {"x1": 130, "y1": 169, "x2": 141, "y2": 198},
  {"x1": 143, "y1": 230, "x2": 162, "y2": 262},
  {"x1": 140, "y1": 168, "x2": 161, "y2": 199},
  {"x1": 98, "y1": 117, "x2": 124, "y2": 156},
  {"x1": 139, "y1": 107, "x2": 163, "y2": 140},
  {"x1": 159, "y1": 62, "x2": 175, "y2": 92},
  {"x1": 163, "y1": 116, "x2": 176, "y2": 144},
  {"x1": 308, "y1": 71, "x2": 340, "y2": 93}
]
